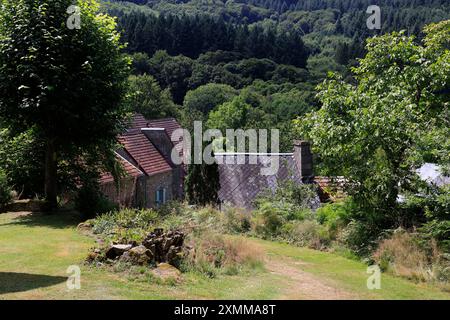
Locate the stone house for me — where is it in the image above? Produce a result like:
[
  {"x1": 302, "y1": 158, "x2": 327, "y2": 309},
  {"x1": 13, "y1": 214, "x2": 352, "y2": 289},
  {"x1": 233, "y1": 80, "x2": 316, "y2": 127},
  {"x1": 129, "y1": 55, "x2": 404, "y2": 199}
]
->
[
  {"x1": 99, "y1": 114, "x2": 184, "y2": 208},
  {"x1": 99, "y1": 115, "x2": 331, "y2": 210}
]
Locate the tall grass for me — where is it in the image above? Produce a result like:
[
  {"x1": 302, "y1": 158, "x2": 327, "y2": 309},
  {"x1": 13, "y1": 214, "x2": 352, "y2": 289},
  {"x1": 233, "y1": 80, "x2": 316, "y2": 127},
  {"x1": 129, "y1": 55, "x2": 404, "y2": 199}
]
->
[{"x1": 373, "y1": 230, "x2": 450, "y2": 287}]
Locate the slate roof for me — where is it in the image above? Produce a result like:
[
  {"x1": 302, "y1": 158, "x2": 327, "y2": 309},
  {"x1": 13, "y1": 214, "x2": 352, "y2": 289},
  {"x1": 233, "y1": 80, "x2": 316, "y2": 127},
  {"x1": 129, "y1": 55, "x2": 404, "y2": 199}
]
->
[
  {"x1": 119, "y1": 131, "x2": 172, "y2": 176},
  {"x1": 216, "y1": 154, "x2": 303, "y2": 209},
  {"x1": 99, "y1": 152, "x2": 144, "y2": 184}
]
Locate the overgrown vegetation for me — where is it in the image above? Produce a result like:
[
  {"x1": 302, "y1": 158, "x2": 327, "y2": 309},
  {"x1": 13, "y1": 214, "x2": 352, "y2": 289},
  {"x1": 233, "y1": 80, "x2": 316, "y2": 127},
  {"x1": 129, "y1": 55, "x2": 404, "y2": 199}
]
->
[
  {"x1": 86, "y1": 189, "x2": 449, "y2": 289},
  {"x1": 0, "y1": 168, "x2": 12, "y2": 208},
  {"x1": 86, "y1": 204, "x2": 264, "y2": 278},
  {"x1": 294, "y1": 21, "x2": 450, "y2": 285},
  {"x1": 373, "y1": 230, "x2": 450, "y2": 286}
]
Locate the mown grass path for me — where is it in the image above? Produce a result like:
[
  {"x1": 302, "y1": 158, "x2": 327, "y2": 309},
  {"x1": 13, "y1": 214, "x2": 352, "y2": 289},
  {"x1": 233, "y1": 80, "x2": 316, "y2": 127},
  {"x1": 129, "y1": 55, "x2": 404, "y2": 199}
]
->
[{"x1": 0, "y1": 211, "x2": 448, "y2": 300}]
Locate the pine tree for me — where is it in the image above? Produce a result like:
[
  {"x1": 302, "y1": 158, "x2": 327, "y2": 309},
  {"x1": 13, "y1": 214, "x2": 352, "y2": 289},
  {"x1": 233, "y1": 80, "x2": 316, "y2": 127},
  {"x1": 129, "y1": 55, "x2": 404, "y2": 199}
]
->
[{"x1": 185, "y1": 162, "x2": 220, "y2": 206}]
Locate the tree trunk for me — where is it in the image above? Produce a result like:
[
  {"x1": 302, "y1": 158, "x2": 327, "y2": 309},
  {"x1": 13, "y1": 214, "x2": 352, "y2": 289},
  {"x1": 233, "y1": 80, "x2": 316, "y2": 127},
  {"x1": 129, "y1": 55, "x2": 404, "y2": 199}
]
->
[{"x1": 44, "y1": 138, "x2": 58, "y2": 211}]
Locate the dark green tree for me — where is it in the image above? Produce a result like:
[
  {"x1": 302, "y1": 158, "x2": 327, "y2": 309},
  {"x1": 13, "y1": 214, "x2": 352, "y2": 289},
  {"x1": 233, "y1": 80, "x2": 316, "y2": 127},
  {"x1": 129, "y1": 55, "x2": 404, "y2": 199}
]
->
[
  {"x1": 124, "y1": 74, "x2": 178, "y2": 119},
  {"x1": 185, "y1": 161, "x2": 220, "y2": 207}
]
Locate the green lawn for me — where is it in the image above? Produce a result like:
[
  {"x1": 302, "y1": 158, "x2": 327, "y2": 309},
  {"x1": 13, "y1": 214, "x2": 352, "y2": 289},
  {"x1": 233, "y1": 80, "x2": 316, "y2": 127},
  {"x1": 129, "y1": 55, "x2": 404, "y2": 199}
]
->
[{"x1": 0, "y1": 211, "x2": 448, "y2": 300}]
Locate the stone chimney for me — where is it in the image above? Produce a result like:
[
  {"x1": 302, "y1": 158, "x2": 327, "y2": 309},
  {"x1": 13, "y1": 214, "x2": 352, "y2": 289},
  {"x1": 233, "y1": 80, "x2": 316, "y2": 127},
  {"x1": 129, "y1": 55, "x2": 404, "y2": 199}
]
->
[{"x1": 293, "y1": 140, "x2": 314, "y2": 182}]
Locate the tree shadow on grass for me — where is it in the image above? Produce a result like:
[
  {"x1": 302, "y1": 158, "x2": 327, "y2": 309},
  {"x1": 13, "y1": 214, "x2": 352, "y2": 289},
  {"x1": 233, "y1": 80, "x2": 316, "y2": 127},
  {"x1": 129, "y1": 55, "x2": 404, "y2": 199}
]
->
[
  {"x1": 0, "y1": 272, "x2": 67, "y2": 294},
  {"x1": 0, "y1": 211, "x2": 84, "y2": 229}
]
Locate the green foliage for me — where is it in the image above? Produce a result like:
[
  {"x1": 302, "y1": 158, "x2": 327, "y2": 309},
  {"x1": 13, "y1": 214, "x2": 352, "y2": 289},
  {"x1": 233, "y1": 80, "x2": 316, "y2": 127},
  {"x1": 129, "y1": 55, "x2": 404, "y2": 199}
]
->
[
  {"x1": 91, "y1": 208, "x2": 159, "y2": 241},
  {"x1": 0, "y1": 0, "x2": 130, "y2": 208},
  {"x1": 263, "y1": 89, "x2": 315, "y2": 121},
  {"x1": 255, "y1": 180, "x2": 318, "y2": 217},
  {"x1": 0, "y1": 128, "x2": 45, "y2": 197},
  {"x1": 207, "y1": 96, "x2": 272, "y2": 132},
  {"x1": 295, "y1": 21, "x2": 450, "y2": 231},
  {"x1": 252, "y1": 181, "x2": 319, "y2": 240},
  {"x1": 184, "y1": 84, "x2": 238, "y2": 115},
  {"x1": 130, "y1": 52, "x2": 152, "y2": 75},
  {"x1": 253, "y1": 202, "x2": 286, "y2": 238},
  {"x1": 0, "y1": 168, "x2": 12, "y2": 208},
  {"x1": 411, "y1": 185, "x2": 450, "y2": 252},
  {"x1": 185, "y1": 162, "x2": 221, "y2": 207},
  {"x1": 339, "y1": 220, "x2": 382, "y2": 257},
  {"x1": 75, "y1": 181, "x2": 117, "y2": 219},
  {"x1": 116, "y1": 10, "x2": 309, "y2": 67},
  {"x1": 124, "y1": 74, "x2": 178, "y2": 119},
  {"x1": 282, "y1": 220, "x2": 330, "y2": 249},
  {"x1": 316, "y1": 200, "x2": 352, "y2": 233},
  {"x1": 223, "y1": 207, "x2": 252, "y2": 234}
]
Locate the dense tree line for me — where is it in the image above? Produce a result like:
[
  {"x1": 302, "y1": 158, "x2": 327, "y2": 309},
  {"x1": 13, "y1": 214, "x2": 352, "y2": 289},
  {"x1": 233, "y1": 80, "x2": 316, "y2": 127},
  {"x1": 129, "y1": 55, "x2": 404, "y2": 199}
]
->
[
  {"x1": 106, "y1": 0, "x2": 450, "y2": 72},
  {"x1": 247, "y1": 0, "x2": 450, "y2": 14},
  {"x1": 111, "y1": 10, "x2": 309, "y2": 68}
]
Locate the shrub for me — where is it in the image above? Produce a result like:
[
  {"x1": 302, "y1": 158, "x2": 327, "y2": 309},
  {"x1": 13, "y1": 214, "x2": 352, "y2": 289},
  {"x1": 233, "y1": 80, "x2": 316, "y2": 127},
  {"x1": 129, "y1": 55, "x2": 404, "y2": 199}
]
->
[
  {"x1": 415, "y1": 185, "x2": 450, "y2": 252},
  {"x1": 0, "y1": 129, "x2": 45, "y2": 198},
  {"x1": 223, "y1": 207, "x2": 252, "y2": 234},
  {"x1": 282, "y1": 220, "x2": 330, "y2": 249},
  {"x1": 373, "y1": 229, "x2": 450, "y2": 281},
  {"x1": 251, "y1": 180, "x2": 319, "y2": 241},
  {"x1": 338, "y1": 220, "x2": 381, "y2": 257},
  {"x1": 252, "y1": 202, "x2": 285, "y2": 238},
  {"x1": 75, "y1": 182, "x2": 117, "y2": 219},
  {"x1": 254, "y1": 180, "x2": 318, "y2": 215},
  {"x1": 157, "y1": 201, "x2": 185, "y2": 217},
  {"x1": 92, "y1": 208, "x2": 159, "y2": 239},
  {"x1": 316, "y1": 200, "x2": 352, "y2": 232},
  {"x1": 0, "y1": 169, "x2": 12, "y2": 208},
  {"x1": 421, "y1": 220, "x2": 450, "y2": 253}
]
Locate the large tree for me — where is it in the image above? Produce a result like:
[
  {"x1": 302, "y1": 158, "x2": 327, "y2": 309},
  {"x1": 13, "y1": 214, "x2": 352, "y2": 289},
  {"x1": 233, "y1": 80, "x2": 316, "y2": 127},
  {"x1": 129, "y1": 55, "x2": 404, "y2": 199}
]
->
[
  {"x1": 0, "y1": 0, "x2": 130, "y2": 209},
  {"x1": 184, "y1": 83, "x2": 238, "y2": 115},
  {"x1": 295, "y1": 20, "x2": 449, "y2": 229},
  {"x1": 124, "y1": 74, "x2": 178, "y2": 119}
]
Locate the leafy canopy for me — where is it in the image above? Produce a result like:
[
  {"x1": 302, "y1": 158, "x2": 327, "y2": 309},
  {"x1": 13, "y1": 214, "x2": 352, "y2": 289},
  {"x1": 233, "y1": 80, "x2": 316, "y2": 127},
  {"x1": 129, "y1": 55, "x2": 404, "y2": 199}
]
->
[
  {"x1": 0, "y1": 0, "x2": 130, "y2": 206},
  {"x1": 295, "y1": 21, "x2": 450, "y2": 223}
]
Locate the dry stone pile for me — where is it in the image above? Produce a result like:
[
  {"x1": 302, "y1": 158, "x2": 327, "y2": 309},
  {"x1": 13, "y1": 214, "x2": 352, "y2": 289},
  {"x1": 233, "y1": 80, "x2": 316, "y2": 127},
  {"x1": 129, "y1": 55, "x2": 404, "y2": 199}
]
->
[{"x1": 89, "y1": 228, "x2": 185, "y2": 268}]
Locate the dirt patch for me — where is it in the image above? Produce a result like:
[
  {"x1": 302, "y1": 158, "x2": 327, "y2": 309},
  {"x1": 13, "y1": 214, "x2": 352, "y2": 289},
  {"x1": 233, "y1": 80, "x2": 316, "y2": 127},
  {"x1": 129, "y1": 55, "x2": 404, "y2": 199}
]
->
[{"x1": 266, "y1": 258, "x2": 358, "y2": 300}]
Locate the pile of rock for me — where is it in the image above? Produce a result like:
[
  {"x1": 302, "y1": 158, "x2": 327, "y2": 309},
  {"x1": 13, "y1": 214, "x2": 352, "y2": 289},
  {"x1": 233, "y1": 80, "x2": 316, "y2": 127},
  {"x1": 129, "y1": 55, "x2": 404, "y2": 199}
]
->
[
  {"x1": 89, "y1": 228, "x2": 185, "y2": 267},
  {"x1": 142, "y1": 228, "x2": 184, "y2": 264}
]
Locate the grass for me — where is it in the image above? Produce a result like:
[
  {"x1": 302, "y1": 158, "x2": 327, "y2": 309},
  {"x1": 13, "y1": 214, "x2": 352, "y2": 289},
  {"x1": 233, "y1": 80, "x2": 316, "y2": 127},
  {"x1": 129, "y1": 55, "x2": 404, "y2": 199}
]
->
[
  {"x1": 0, "y1": 211, "x2": 449, "y2": 300},
  {"x1": 255, "y1": 238, "x2": 450, "y2": 300}
]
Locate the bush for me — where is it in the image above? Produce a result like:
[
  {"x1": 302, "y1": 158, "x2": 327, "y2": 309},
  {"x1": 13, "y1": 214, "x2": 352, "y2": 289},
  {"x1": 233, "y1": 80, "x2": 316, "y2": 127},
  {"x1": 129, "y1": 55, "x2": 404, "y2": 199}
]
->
[
  {"x1": 254, "y1": 181, "x2": 318, "y2": 215},
  {"x1": 223, "y1": 207, "x2": 252, "y2": 234},
  {"x1": 420, "y1": 220, "x2": 450, "y2": 253},
  {"x1": 373, "y1": 230, "x2": 450, "y2": 285},
  {"x1": 0, "y1": 169, "x2": 12, "y2": 208},
  {"x1": 0, "y1": 129, "x2": 45, "y2": 198},
  {"x1": 316, "y1": 200, "x2": 352, "y2": 233},
  {"x1": 282, "y1": 220, "x2": 330, "y2": 249},
  {"x1": 91, "y1": 208, "x2": 159, "y2": 241},
  {"x1": 373, "y1": 230, "x2": 430, "y2": 281},
  {"x1": 338, "y1": 220, "x2": 381, "y2": 257},
  {"x1": 252, "y1": 202, "x2": 285, "y2": 238},
  {"x1": 414, "y1": 185, "x2": 450, "y2": 252},
  {"x1": 75, "y1": 182, "x2": 117, "y2": 219}
]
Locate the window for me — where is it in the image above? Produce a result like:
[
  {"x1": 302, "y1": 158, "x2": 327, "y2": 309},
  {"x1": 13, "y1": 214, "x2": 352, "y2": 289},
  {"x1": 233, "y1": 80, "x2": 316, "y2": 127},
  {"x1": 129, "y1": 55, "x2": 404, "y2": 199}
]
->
[{"x1": 155, "y1": 188, "x2": 166, "y2": 205}]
